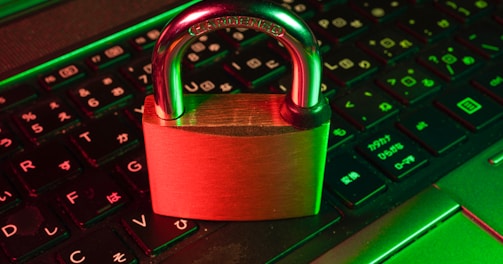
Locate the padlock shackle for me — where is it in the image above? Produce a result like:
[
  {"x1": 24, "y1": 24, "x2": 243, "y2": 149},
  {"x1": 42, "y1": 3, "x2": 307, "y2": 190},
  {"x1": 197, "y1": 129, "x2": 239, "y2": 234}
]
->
[{"x1": 152, "y1": 0, "x2": 329, "y2": 128}]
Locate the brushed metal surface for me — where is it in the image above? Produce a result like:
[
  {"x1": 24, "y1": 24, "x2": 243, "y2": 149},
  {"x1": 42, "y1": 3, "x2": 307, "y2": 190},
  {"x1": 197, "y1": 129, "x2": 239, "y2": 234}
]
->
[{"x1": 143, "y1": 94, "x2": 330, "y2": 221}]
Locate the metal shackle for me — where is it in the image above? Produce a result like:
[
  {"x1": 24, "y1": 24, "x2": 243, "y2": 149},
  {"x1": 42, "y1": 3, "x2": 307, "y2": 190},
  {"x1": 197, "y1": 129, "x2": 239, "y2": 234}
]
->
[{"x1": 152, "y1": 0, "x2": 330, "y2": 128}]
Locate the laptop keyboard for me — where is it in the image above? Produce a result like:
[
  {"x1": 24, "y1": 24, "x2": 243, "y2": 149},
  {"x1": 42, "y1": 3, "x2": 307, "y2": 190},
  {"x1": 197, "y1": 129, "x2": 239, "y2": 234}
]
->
[{"x1": 1, "y1": 0, "x2": 503, "y2": 263}]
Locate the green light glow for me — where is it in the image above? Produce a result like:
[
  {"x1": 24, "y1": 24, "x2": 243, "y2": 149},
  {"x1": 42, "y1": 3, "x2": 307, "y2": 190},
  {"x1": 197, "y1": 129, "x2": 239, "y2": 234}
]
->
[
  {"x1": 0, "y1": 0, "x2": 200, "y2": 88},
  {"x1": 370, "y1": 203, "x2": 459, "y2": 264}
]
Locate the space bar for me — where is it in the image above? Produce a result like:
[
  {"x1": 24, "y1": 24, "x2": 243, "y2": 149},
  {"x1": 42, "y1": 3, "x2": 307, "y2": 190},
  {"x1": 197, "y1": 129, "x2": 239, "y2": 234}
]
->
[
  {"x1": 162, "y1": 201, "x2": 342, "y2": 263},
  {"x1": 312, "y1": 186, "x2": 460, "y2": 264}
]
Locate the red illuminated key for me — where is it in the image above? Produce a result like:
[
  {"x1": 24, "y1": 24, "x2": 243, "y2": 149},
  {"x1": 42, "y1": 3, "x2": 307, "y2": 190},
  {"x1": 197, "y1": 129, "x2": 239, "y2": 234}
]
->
[
  {"x1": 0, "y1": 205, "x2": 68, "y2": 262},
  {"x1": 69, "y1": 114, "x2": 139, "y2": 167},
  {"x1": 57, "y1": 229, "x2": 136, "y2": 264},
  {"x1": 14, "y1": 97, "x2": 80, "y2": 143},
  {"x1": 11, "y1": 143, "x2": 81, "y2": 194},
  {"x1": 122, "y1": 205, "x2": 198, "y2": 256},
  {"x1": 58, "y1": 171, "x2": 129, "y2": 228}
]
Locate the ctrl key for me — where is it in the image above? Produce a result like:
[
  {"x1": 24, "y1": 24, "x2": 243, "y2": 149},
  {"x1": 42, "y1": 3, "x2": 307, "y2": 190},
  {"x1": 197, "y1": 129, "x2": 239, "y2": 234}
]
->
[
  {"x1": 57, "y1": 229, "x2": 136, "y2": 264},
  {"x1": 325, "y1": 154, "x2": 387, "y2": 208}
]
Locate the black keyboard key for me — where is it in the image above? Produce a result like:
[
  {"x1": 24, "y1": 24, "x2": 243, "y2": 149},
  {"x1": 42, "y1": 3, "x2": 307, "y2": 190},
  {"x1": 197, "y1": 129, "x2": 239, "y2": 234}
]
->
[
  {"x1": 435, "y1": 87, "x2": 503, "y2": 131},
  {"x1": 272, "y1": 0, "x2": 316, "y2": 19},
  {"x1": 357, "y1": 28, "x2": 419, "y2": 64},
  {"x1": 58, "y1": 171, "x2": 129, "y2": 227},
  {"x1": 0, "y1": 122, "x2": 21, "y2": 158},
  {"x1": 434, "y1": 0, "x2": 494, "y2": 23},
  {"x1": 69, "y1": 75, "x2": 134, "y2": 117},
  {"x1": 350, "y1": 0, "x2": 408, "y2": 22},
  {"x1": 323, "y1": 46, "x2": 379, "y2": 86},
  {"x1": 57, "y1": 229, "x2": 136, "y2": 264},
  {"x1": 376, "y1": 63, "x2": 442, "y2": 105},
  {"x1": 184, "y1": 65, "x2": 240, "y2": 93},
  {"x1": 116, "y1": 150, "x2": 150, "y2": 194},
  {"x1": 124, "y1": 97, "x2": 145, "y2": 129},
  {"x1": 311, "y1": 6, "x2": 369, "y2": 44},
  {"x1": 39, "y1": 64, "x2": 85, "y2": 90},
  {"x1": 308, "y1": 0, "x2": 341, "y2": 12},
  {"x1": 0, "y1": 176, "x2": 20, "y2": 212},
  {"x1": 332, "y1": 86, "x2": 399, "y2": 130},
  {"x1": 417, "y1": 42, "x2": 483, "y2": 81},
  {"x1": 69, "y1": 114, "x2": 139, "y2": 167},
  {"x1": 270, "y1": 73, "x2": 337, "y2": 99},
  {"x1": 471, "y1": 68, "x2": 503, "y2": 104},
  {"x1": 129, "y1": 28, "x2": 161, "y2": 51},
  {"x1": 14, "y1": 97, "x2": 80, "y2": 143},
  {"x1": 121, "y1": 57, "x2": 152, "y2": 93},
  {"x1": 397, "y1": 108, "x2": 467, "y2": 155},
  {"x1": 0, "y1": 205, "x2": 68, "y2": 262},
  {"x1": 11, "y1": 143, "x2": 81, "y2": 195},
  {"x1": 356, "y1": 130, "x2": 429, "y2": 180},
  {"x1": 398, "y1": 7, "x2": 457, "y2": 43},
  {"x1": 456, "y1": 21, "x2": 503, "y2": 59},
  {"x1": 0, "y1": 84, "x2": 37, "y2": 111},
  {"x1": 121, "y1": 206, "x2": 198, "y2": 256},
  {"x1": 184, "y1": 32, "x2": 231, "y2": 69},
  {"x1": 86, "y1": 44, "x2": 130, "y2": 70},
  {"x1": 327, "y1": 116, "x2": 356, "y2": 151},
  {"x1": 325, "y1": 154, "x2": 386, "y2": 208},
  {"x1": 219, "y1": 27, "x2": 266, "y2": 49},
  {"x1": 223, "y1": 45, "x2": 287, "y2": 89}
]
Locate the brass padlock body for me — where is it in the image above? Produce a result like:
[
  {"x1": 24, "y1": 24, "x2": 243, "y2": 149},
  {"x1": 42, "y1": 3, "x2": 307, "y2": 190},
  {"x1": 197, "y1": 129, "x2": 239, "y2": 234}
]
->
[
  {"x1": 143, "y1": 0, "x2": 332, "y2": 221},
  {"x1": 143, "y1": 94, "x2": 330, "y2": 220}
]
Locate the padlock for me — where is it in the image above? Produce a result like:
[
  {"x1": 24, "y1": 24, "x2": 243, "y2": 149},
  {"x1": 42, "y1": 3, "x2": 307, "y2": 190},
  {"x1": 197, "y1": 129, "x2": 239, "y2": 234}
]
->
[{"x1": 143, "y1": 0, "x2": 331, "y2": 221}]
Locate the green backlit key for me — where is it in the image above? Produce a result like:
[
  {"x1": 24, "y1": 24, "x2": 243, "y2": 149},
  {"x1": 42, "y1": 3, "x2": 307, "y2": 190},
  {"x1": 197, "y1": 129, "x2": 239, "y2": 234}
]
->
[
  {"x1": 435, "y1": 87, "x2": 503, "y2": 131},
  {"x1": 323, "y1": 46, "x2": 379, "y2": 87},
  {"x1": 357, "y1": 28, "x2": 419, "y2": 64},
  {"x1": 456, "y1": 21, "x2": 503, "y2": 59},
  {"x1": 332, "y1": 86, "x2": 398, "y2": 130},
  {"x1": 434, "y1": 0, "x2": 494, "y2": 23},
  {"x1": 223, "y1": 44, "x2": 287, "y2": 89},
  {"x1": 183, "y1": 32, "x2": 231, "y2": 69},
  {"x1": 311, "y1": 5, "x2": 370, "y2": 44},
  {"x1": 325, "y1": 154, "x2": 386, "y2": 208},
  {"x1": 398, "y1": 7, "x2": 457, "y2": 43},
  {"x1": 356, "y1": 130, "x2": 429, "y2": 181},
  {"x1": 376, "y1": 63, "x2": 441, "y2": 105},
  {"x1": 471, "y1": 68, "x2": 503, "y2": 104},
  {"x1": 417, "y1": 42, "x2": 483, "y2": 81},
  {"x1": 397, "y1": 107, "x2": 467, "y2": 156},
  {"x1": 350, "y1": 0, "x2": 408, "y2": 23}
]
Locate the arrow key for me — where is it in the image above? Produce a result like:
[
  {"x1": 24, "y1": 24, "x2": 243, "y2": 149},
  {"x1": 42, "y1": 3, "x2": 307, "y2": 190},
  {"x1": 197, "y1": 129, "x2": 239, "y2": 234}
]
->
[{"x1": 121, "y1": 205, "x2": 198, "y2": 256}]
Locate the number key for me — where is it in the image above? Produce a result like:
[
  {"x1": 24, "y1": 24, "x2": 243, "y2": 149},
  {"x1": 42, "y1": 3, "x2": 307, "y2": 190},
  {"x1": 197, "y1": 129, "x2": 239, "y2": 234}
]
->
[
  {"x1": 14, "y1": 97, "x2": 80, "y2": 143},
  {"x1": 69, "y1": 75, "x2": 134, "y2": 117}
]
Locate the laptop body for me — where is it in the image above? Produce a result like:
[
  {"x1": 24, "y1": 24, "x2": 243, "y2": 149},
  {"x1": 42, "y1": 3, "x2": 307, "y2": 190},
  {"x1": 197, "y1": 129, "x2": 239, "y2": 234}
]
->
[{"x1": 0, "y1": 0, "x2": 502, "y2": 263}]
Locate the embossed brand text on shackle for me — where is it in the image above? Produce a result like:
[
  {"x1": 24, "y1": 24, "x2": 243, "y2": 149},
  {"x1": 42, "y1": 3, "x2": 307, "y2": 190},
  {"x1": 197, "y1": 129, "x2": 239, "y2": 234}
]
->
[{"x1": 188, "y1": 16, "x2": 285, "y2": 37}]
